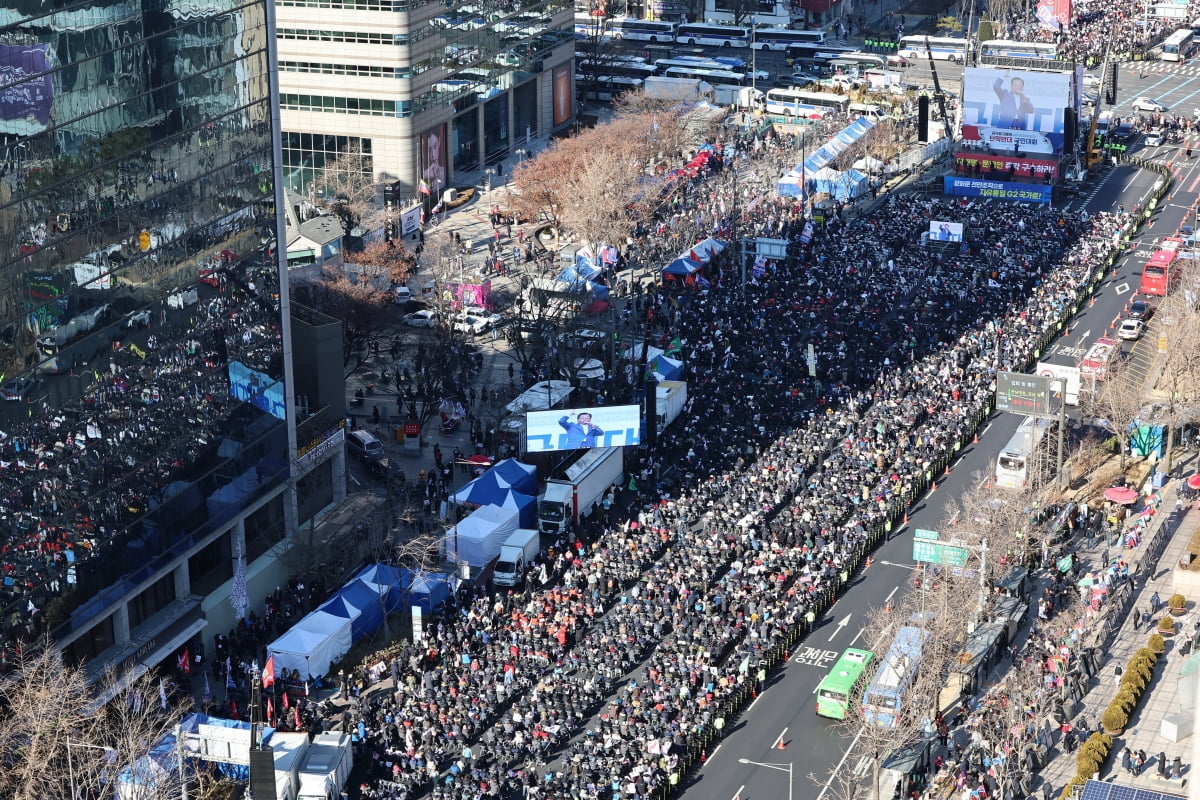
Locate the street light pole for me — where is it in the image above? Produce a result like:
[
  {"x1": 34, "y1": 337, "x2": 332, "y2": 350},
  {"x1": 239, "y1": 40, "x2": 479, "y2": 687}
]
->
[{"x1": 738, "y1": 758, "x2": 794, "y2": 800}]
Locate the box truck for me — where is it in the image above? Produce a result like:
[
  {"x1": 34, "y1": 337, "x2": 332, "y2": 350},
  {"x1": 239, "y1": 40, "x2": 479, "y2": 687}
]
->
[
  {"x1": 538, "y1": 447, "x2": 624, "y2": 535},
  {"x1": 492, "y1": 528, "x2": 541, "y2": 587},
  {"x1": 713, "y1": 85, "x2": 763, "y2": 109},
  {"x1": 295, "y1": 733, "x2": 353, "y2": 800},
  {"x1": 655, "y1": 380, "x2": 688, "y2": 434}
]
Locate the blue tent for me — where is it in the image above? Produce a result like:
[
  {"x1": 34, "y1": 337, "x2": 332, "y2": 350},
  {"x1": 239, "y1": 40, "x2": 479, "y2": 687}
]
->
[
  {"x1": 490, "y1": 458, "x2": 537, "y2": 494},
  {"x1": 454, "y1": 467, "x2": 532, "y2": 506},
  {"x1": 498, "y1": 489, "x2": 537, "y2": 527},
  {"x1": 663, "y1": 256, "x2": 702, "y2": 276},
  {"x1": 400, "y1": 569, "x2": 450, "y2": 613}
]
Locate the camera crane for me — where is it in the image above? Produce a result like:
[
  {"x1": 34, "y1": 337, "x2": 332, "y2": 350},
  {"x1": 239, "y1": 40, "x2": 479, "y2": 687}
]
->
[{"x1": 923, "y1": 36, "x2": 951, "y2": 137}]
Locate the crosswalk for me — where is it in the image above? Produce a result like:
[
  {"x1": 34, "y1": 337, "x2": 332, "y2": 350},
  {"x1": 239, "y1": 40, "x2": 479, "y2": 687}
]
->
[{"x1": 1124, "y1": 61, "x2": 1200, "y2": 78}]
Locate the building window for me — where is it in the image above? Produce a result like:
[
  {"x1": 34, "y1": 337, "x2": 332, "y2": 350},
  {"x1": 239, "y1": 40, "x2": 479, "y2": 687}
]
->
[
  {"x1": 127, "y1": 572, "x2": 177, "y2": 630},
  {"x1": 280, "y1": 61, "x2": 399, "y2": 78},
  {"x1": 281, "y1": 94, "x2": 397, "y2": 116},
  {"x1": 245, "y1": 496, "x2": 285, "y2": 562},
  {"x1": 62, "y1": 615, "x2": 117, "y2": 664},
  {"x1": 278, "y1": 28, "x2": 407, "y2": 45}
]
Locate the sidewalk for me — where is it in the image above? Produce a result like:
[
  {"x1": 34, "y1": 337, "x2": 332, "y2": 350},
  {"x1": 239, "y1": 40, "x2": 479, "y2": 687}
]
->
[{"x1": 1036, "y1": 471, "x2": 1199, "y2": 797}]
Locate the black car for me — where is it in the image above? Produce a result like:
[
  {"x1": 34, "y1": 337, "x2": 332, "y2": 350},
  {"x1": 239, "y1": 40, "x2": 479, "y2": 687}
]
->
[
  {"x1": 1128, "y1": 299, "x2": 1151, "y2": 320},
  {"x1": 1111, "y1": 123, "x2": 1134, "y2": 143}
]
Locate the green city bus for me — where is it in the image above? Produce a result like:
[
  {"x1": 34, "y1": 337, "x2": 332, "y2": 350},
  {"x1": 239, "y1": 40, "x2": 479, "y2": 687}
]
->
[{"x1": 815, "y1": 648, "x2": 875, "y2": 719}]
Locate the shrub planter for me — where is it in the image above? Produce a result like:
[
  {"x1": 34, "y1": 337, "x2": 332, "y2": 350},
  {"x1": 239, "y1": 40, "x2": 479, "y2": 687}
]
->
[
  {"x1": 1159, "y1": 617, "x2": 1176, "y2": 636},
  {"x1": 1168, "y1": 594, "x2": 1187, "y2": 616},
  {"x1": 1149, "y1": 633, "x2": 1166, "y2": 653}
]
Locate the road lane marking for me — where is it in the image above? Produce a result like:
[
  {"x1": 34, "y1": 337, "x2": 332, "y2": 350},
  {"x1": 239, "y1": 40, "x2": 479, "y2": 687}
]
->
[
  {"x1": 816, "y1": 726, "x2": 864, "y2": 800},
  {"x1": 731, "y1": 785, "x2": 744, "y2": 800},
  {"x1": 705, "y1": 743, "x2": 723, "y2": 767},
  {"x1": 885, "y1": 585, "x2": 899, "y2": 602},
  {"x1": 1114, "y1": 282, "x2": 1130, "y2": 295}
]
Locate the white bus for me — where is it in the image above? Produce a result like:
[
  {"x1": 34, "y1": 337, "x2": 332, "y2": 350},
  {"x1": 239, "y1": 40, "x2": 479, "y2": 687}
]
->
[
  {"x1": 830, "y1": 52, "x2": 887, "y2": 70},
  {"x1": 978, "y1": 39, "x2": 1057, "y2": 60},
  {"x1": 753, "y1": 27, "x2": 825, "y2": 51},
  {"x1": 676, "y1": 23, "x2": 751, "y2": 48},
  {"x1": 574, "y1": 13, "x2": 608, "y2": 37},
  {"x1": 896, "y1": 35, "x2": 969, "y2": 63},
  {"x1": 995, "y1": 415, "x2": 1053, "y2": 489},
  {"x1": 663, "y1": 65, "x2": 746, "y2": 86},
  {"x1": 763, "y1": 88, "x2": 849, "y2": 118},
  {"x1": 1160, "y1": 28, "x2": 1197, "y2": 61},
  {"x1": 607, "y1": 17, "x2": 677, "y2": 42},
  {"x1": 577, "y1": 74, "x2": 643, "y2": 101}
]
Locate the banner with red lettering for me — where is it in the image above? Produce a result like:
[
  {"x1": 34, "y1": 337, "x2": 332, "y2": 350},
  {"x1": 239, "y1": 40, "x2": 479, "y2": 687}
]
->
[{"x1": 954, "y1": 152, "x2": 1059, "y2": 181}]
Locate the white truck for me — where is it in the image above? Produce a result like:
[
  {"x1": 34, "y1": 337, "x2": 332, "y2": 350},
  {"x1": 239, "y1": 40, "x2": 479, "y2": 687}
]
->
[
  {"x1": 295, "y1": 733, "x2": 354, "y2": 800},
  {"x1": 270, "y1": 731, "x2": 312, "y2": 800},
  {"x1": 493, "y1": 528, "x2": 541, "y2": 587},
  {"x1": 445, "y1": 504, "x2": 520, "y2": 571},
  {"x1": 501, "y1": 380, "x2": 575, "y2": 448},
  {"x1": 538, "y1": 447, "x2": 624, "y2": 535},
  {"x1": 713, "y1": 85, "x2": 763, "y2": 109},
  {"x1": 655, "y1": 380, "x2": 688, "y2": 434},
  {"x1": 643, "y1": 76, "x2": 715, "y2": 103}
]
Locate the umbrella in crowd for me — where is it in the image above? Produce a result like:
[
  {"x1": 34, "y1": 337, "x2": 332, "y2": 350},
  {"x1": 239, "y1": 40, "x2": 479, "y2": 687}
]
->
[{"x1": 1104, "y1": 486, "x2": 1139, "y2": 505}]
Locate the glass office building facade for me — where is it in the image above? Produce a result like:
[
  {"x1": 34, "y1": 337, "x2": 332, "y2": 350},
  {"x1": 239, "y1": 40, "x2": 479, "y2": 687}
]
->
[{"x1": 0, "y1": 0, "x2": 304, "y2": 676}]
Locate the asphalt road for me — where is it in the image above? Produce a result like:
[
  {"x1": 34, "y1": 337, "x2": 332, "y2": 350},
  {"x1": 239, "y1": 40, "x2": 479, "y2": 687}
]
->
[{"x1": 682, "y1": 57, "x2": 1200, "y2": 800}]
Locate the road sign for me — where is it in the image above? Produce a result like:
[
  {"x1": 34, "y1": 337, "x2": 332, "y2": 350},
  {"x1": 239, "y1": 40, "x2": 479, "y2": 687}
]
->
[
  {"x1": 914, "y1": 528, "x2": 938, "y2": 541},
  {"x1": 912, "y1": 538, "x2": 969, "y2": 566},
  {"x1": 995, "y1": 371, "x2": 1053, "y2": 416}
]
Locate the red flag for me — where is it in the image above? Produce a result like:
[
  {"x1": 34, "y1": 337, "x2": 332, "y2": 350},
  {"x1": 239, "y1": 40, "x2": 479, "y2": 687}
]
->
[
  {"x1": 282, "y1": 691, "x2": 290, "y2": 709},
  {"x1": 262, "y1": 656, "x2": 275, "y2": 689},
  {"x1": 267, "y1": 697, "x2": 274, "y2": 723},
  {"x1": 689, "y1": 249, "x2": 701, "y2": 262},
  {"x1": 177, "y1": 648, "x2": 191, "y2": 675},
  {"x1": 292, "y1": 706, "x2": 301, "y2": 729},
  {"x1": 230, "y1": 699, "x2": 239, "y2": 720}
]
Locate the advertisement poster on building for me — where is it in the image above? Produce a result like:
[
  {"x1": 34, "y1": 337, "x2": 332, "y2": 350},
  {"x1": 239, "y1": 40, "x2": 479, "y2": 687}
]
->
[
  {"x1": 553, "y1": 65, "x2": 571, "y2": 126},
  {"x1": 419, "y1": 124, "x2": 447, "y2": 201},
  {"x1": 962, "y1": 67, "x2": 1070, "y2": 138}
]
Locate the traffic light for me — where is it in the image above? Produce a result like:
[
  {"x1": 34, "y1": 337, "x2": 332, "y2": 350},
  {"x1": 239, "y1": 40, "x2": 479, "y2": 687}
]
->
[{"x1": 1104, "y1": 63, "x2": 1118, "y2": 105}]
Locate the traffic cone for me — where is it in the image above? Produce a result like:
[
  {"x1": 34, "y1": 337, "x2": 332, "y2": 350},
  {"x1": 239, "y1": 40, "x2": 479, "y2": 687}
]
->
[
  {"x1": 903, "y1": 511, "x2": 909, "y2": 524},
  {"x1": 865, "y1": 555, "x2": 873, "y2": 568},
  {"x1": 884, "y1": 600, "x2": 893, "y2": 614},
  {"x1": 930, "y1": 480, "x2": 937, "y2": 493},
  {"x1": 944, "y1": 464, "x2": 950, "y2": 477},
  {"x1": 701, "y1": 748, "x2": 708, "y2": 763},
  {"x1": 776, "y1": 737, "x2": 787, "y2": 750},
  {"x1": 973, "y1": 432, "x2": 979, "y2": 444}
]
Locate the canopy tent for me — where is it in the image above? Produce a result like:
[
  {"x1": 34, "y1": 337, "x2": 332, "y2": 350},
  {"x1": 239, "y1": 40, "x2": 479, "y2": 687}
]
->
[
  {"x1": 853, "y1": 155, "x2": 887, "y2": 173},
  {"x1": 454, "y1": 468, "x2": 536, "y2": 508},
  {"x1": 663, "y1": 255, "x2": 702, "y2": 276},
  {"x1": 268, "y1": 565, "x2": 403, "y2": 679},
  {"x1": 497, "y1": 488, "x2": 537, "y2": 528},
  {"x1": 800, "y1": 117, "x2": 876, "y2": 175},
  {"x1": 489, "y1": 458, "x2": 537, "y2": 495},
  {"x1": 266, "y1": 610, "x2": 351, "y2": 680},
  {"x1": 776, "y1": 173, "x2": 805, "y2": 198},
  {"x1": 621, "y1": 344, "x2": 683, "y2": 382},
  {"x1": 401, "y1": 569, "x2": 451, "y2": 614},
  {"x1": 808, "y1": 167, "x2": 869, "y2": 203}
]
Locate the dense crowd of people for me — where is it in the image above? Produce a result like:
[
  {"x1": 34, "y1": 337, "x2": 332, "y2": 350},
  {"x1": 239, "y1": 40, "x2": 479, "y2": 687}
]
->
[
  {"x1": 268, "y1": 118, "x2": 1137, "y2": 800},
  {"x1": 998, "y1": 0, "x2": 1177, "y2": 62},
  {"x1": 0, "y1": 258, "x2": 285, "y2": 662}
]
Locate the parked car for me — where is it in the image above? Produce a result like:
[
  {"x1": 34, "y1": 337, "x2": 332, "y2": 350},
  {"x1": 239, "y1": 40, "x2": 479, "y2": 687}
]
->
[
  {"x1": 1127, "y1": 299, "x2": 1152, "y2": 320},
  {"x1": 403, "y1": 310, "x2": 438, "y2": 328},
  {"x1": 452, "y1": 314, "x2": 489, "y2": 336},
  {"x1": 1132, "y1": 96, "x2": 1169, "y2": 113},
  {"x1": 1117, "y1": 318, "x2": 1145, "y2": 340},
  {"x1": 460, "y1": 306, "x2": 503, "y2": 328}
]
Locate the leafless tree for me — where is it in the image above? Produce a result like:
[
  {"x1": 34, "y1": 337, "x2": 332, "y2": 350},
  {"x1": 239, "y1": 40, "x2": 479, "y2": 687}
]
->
[
  {"x1": 1082, "y1": 354, "x2": 1147, "y2": 474},
  {"x1": 308, "y1": 141, "x2": 380, "y2": 236},
  {"x1": 0, "y1": 644, "x2": 187, "y2": 800},
  {"x1": 1142, "y1": 281, "x2": 1200, "y2": 472}
]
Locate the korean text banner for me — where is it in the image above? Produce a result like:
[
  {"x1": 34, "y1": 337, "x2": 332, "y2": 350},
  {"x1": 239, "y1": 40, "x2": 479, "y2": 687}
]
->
[
  {"x1": 943, "y1": 176, "x2": 1052, "y2": 203},
  {"x1": 962, "y1": 67, "x2": 1070, "y2": 136},
  {"x1": 954, "y1": 152, "x2": 1060, "y2": 180},
  {"x1": 526, "y1": 405, "x2": 641, "y2": 453}
]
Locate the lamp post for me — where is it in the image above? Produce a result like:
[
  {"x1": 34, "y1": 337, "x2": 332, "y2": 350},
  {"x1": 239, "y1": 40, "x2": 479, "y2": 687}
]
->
[
  {"x1": 738, "y1": 757, "x2": 793, "y2": 800},
  {"x1": 66, "y1": 739, "x2": 116, "y2": 800}
]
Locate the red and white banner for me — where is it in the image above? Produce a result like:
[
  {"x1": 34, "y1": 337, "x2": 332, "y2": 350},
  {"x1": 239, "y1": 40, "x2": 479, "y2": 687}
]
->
[{"x1": 1036, "y1": 0, "x2": 1071, "y2": 31}]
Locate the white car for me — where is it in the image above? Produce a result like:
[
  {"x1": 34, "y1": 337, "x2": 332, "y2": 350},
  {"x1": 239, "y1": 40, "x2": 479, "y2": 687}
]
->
[
  {"x1": 1132, "y1": 96, "x2": 1169, "y2": 113},
  {"x1": 1144, "y1": 128, "x2": 1164, "y2": 146},
  {"x1": 403, "y1": 310, "x2": 437, "y2": 328},
  {"x1": 452, "y1": 314, "x2": 489, "y2": 336},
  {"x1": 461, "y1": 306, "x2": 503, "y2": 328},
  {"x1": 1117, "y1": 318, "x2": 1145, "y2": 340}
]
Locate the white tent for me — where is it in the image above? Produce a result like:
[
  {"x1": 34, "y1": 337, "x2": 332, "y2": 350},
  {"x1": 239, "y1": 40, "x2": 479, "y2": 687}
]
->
[{"x1": 266, "y1": 610, "x2": 352, "y2": 680}]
